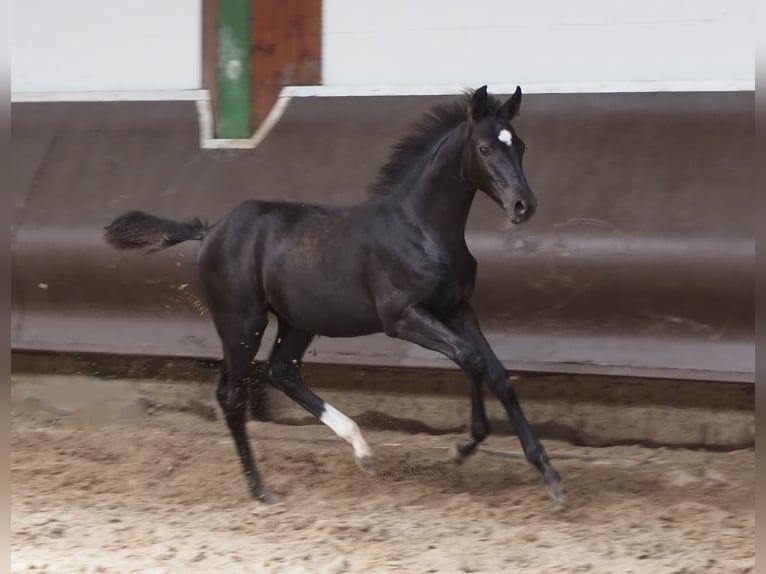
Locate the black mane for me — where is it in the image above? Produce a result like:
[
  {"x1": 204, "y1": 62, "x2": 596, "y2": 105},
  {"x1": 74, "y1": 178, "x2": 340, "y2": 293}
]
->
[{"x1": 368, "y1": 91, "x2": 504, "y2": 196}]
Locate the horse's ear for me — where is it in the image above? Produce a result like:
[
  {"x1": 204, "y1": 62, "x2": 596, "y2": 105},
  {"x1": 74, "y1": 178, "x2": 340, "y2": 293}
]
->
[
  {"x1": 469, "y1": 85, "x2": 489, "y2": 121},
  {"x1": 499, "y1": 85, "x2": 522, "y2": 122}
]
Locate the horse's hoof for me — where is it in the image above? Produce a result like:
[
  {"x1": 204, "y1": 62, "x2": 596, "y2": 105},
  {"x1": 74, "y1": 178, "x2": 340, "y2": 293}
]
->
[
  {"x1": 254, "y1": 487, "x2": 279, "y2": 505},
  {"x1": 544, "y1": 480, "x2": 568, "y2": 504},
  {"x1": 448, "y1": 442, "x2": 467, "y2": 465},
  {"x1": 449, "y1": 439, "x2": 477, "y2": 465},
  {"x1": 356, "y1": 454, "x2": 376, "y2": 475}
]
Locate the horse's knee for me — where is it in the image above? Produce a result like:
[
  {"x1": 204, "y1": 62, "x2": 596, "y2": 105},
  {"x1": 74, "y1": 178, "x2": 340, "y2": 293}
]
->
[
  {"x1": 265, "y1": 361, "x2": 293, "y2": 391},
  {"x1": 215, "y1": 377, "x2": 231, "y2": 406},
  {"x1": 484, "y1": 367, "x2": 517, "y2": 402},
  {"x1": 216, "y1": 377, "x2": 249, "y2": 414},
  {"x1": 458, "y1": 349, "x2": 486, "y2": 381},
  {"x1": 216, "y1": 387, "x2": 239, "y2": 415}
]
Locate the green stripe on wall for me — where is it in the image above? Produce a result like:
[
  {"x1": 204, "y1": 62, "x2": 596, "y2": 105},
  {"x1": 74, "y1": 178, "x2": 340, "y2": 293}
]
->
[{"x1": 216, "y1": 0, "x2": 251, "y2": 138}]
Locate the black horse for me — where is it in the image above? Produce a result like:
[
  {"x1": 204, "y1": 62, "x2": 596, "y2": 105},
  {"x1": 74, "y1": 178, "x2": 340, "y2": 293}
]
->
[{"x1": 104, "y1": 85, "x2": 566, "y2": 504}]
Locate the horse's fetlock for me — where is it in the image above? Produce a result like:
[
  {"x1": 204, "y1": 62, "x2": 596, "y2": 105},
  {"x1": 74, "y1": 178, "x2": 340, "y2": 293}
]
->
[
  {"x1": 470, "y1": 419, "x2": 491, "y2": 442},
  {"x1": 525, "y1": 446, "x2": 549, "y2": 465}
]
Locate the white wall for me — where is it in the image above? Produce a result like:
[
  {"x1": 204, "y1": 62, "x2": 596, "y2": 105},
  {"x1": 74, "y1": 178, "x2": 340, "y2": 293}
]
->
[
  {"x1": 322, "y1": 0, "x2": 755, "y2": 89},
  {"x1": 12, "y1": 0, "x2": 201, "y2": 92},
  {"x1": 11, "y1": 1, "x2": 754, "y2": 94}
]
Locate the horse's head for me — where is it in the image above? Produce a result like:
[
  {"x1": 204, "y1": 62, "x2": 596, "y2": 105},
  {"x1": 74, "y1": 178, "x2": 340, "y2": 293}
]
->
[{"x1": 462, "y1": 85, "x2": 537, "y2": 225}]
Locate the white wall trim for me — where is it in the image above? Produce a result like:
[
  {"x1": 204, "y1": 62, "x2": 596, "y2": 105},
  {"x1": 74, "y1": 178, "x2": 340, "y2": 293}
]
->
[
  {"x1": 195, "y1": 95, "x2": 294, "y2": 150},
  {"x1": 12, "y1": 78, "x2": 755, "y2": 105},
  {"x1": 282, "y1": 80, "x2": 755, "y2": 98},
  {"x1": 11, "y1": 90, "x2": 209, "y2": 103}
]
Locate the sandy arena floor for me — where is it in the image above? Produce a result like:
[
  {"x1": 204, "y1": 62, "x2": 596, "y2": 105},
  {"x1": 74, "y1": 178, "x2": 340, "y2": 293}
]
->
[{"x1": 11, "y1": 377, "x2": 754, "y2": 574}]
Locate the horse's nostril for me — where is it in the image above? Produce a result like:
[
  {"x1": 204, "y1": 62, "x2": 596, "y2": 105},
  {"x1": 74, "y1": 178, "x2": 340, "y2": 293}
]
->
[{"x1": 513, "y1": 200, "x2": 528, "y2": 217}]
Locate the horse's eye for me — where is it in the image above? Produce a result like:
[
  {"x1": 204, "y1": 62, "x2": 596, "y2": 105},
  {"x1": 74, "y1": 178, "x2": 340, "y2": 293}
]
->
[{"x1": 479, "y1": 146, "x2": 490, "y2": 156}]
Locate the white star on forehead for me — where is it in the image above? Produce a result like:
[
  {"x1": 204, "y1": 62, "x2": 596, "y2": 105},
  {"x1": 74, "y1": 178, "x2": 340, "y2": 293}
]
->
[{"x1": 498, "y1": 129, "x2": 512, "y2": 146}]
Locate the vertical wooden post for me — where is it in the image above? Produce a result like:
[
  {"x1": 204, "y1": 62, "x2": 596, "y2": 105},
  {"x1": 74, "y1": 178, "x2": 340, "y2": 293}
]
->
[{"x1": 250, "y1": 0, "x2": 322, "y2": 129}]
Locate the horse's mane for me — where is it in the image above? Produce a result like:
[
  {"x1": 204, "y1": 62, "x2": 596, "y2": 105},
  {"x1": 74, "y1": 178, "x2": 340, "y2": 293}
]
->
[{"x1": 368, "y1": 90, "x2": 504, "y2": 197}]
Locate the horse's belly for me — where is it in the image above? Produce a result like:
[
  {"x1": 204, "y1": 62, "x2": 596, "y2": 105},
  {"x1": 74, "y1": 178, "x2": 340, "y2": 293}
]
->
[
  {"x1": 265, "y1": 269, "x2": 382, "y2": 337},
  {"x1": 277, "y1": 292, "x2": 382, "y2": 337}
]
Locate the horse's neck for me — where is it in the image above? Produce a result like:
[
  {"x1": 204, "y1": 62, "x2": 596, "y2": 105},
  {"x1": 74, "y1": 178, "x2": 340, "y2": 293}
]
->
[{"x1": 402, "y1": 125, "x2": 475, "y2": 242}]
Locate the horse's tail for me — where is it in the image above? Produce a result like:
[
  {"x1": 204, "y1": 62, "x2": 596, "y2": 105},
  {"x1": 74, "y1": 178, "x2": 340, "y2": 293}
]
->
[{"x1": 103, "y1": 210, "x2": 208, "y2": 253}]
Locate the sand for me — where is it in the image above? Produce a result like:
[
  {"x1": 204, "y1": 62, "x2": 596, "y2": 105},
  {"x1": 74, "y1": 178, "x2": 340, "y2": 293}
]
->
[{"x1": 11, "y1": 377, "x2": 754, "y2": 574}]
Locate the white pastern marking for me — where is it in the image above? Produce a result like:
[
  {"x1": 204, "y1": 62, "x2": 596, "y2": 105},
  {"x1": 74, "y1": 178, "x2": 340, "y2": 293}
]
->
[
  {"x1": 498, "y1": 129, "x2": 512, "y2": 146},
  {"x1": 320, "y1": 403, "x2": 373, "y2": 459}
]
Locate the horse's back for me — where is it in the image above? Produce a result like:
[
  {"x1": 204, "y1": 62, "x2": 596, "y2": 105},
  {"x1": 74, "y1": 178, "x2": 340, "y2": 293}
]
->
[
  {"x1": 195, "y1": 199, "x2": 381, "y2": 335},
  {"x1": 195, "y1": 197, "x2": 474, "y2": 337}
]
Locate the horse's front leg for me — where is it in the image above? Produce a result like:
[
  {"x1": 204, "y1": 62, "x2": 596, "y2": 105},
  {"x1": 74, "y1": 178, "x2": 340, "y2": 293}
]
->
[
  {"x1": 382, "y1": 303, "x2": 566, "y2": 503},
  {"x1": 446, "y1": 303, "x2": 567, "y2": 503},
  {"x1": 443, "y1": 304, "x2": 491, "y2": 462}
]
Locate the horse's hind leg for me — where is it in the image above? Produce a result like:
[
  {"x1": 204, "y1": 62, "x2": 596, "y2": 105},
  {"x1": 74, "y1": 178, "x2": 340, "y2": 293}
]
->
[
  {"x1": 265, "y1": 318, "x2": 374, "y2": 473},
  {"x1": 214, "y1": 307, "x2": 273, "y2": 502}
]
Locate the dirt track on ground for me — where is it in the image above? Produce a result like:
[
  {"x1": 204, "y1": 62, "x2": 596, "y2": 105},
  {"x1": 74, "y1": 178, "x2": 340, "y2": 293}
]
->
[{"x1": 11, "y1": 377, "x2": 754, "y2": 574}]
